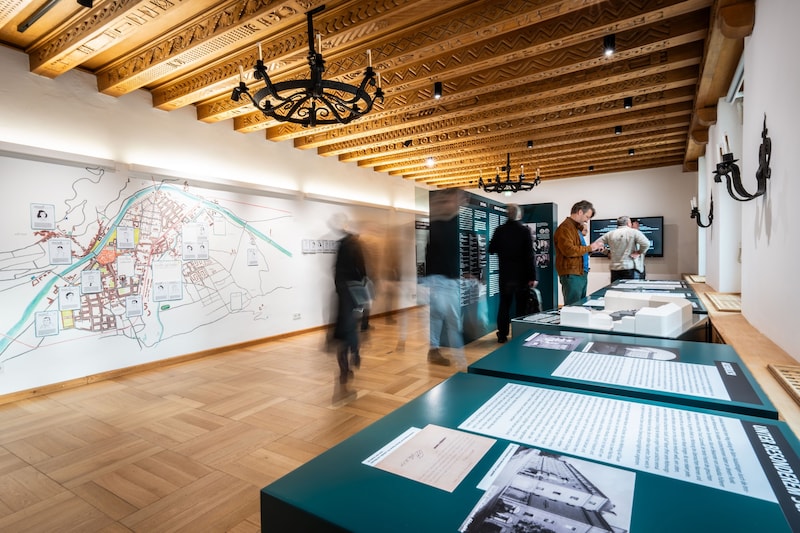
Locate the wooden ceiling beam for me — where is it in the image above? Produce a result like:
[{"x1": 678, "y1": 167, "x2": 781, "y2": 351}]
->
[
  {"x1": 683, "y1": 0, "x2": 753, "y2": 166},
  {"x1": 411, "y1": 136, "x2": 687, "y2": 183},
  {"x1": 259, "y1": 0, "x2": 710, "y2": 141},
  {"x1": 265, "y1": 8, "x2": 710, "y2": 144}
]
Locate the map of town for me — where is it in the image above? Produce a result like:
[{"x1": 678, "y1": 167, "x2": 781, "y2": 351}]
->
[{"x1": 0, "y1": 166, "x2": 298, "y2": 380}]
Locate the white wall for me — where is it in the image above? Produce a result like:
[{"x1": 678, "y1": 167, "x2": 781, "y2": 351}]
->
[
  {"x1": 0, "y1": 46, "x2": 423, "y2": 395},
  {"x1": 736, "y1": 0, "x2": 800, "y2": 360},
  {"x1": 704, "y1": 100, "x2": 743, "y2": 293},
  {"x1": 469, "y1": 164, "x2": 698, "y2": 297},
  {"x1": 0, "y1": 46, "x2": 420, "y2": 211}
]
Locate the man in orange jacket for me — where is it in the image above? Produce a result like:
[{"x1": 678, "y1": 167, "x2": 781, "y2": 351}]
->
[{"x1": 554, "y1": 200, "x2": 604, "y2": 305}]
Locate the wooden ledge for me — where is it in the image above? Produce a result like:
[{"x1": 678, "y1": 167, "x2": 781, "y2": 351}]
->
[{"x1": 687, "y1": 280, "x2": 800, "y2": 437}]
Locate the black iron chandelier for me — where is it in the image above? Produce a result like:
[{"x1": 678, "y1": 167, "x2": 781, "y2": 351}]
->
[
  {"x1": 478, "y1": 153, "x2": 540, "y2": 193},
  {"x1": 231, "y1": 5, "x2": 383, "y2": 128}
]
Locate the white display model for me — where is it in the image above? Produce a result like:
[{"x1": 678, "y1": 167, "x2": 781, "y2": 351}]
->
[{"x1": 560, "y1": 290, "x2": 693, "y2": 336}]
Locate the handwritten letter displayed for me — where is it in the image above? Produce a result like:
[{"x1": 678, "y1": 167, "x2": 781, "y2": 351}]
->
[{"x1": 364, "y1": 425, "x2": 495, "y2": 492}]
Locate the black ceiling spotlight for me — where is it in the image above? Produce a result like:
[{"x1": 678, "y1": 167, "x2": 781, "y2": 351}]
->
[
  {"x1": 588, "y1": 165, "x2": 595, "y2": 171},
  {"x1": 603, "y1": 34, "x2": 616, "y2": 56},
  {"x1": 403, "y1": 139, "x2": 412, "y2": 147},
  {"x1": 527, "y1": 140, "x2": 534, "y2": 149},
  {"x1": 624, "y1": 97, "x2": 633, "y2": 109},
  {"x1": 434, "y1": 81, "x2": 442, "y2": 99},
  {"x1": 628, "y1": 148, "x2": 635, "y2": 156},
  {"x1": 77, "y1": 0, "x2": 94, "y2": 7},
  {"x1": 231, "y1": 5, "x2": 383, "y2": 128},
  {"x1": 614, "y1": 125, "x2": 622, "y2": 135}
]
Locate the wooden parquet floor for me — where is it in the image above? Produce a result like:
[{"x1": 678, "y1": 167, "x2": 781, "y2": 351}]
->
[{"x1": 0, "y1": 307, "x2": 498, "y2": 532}]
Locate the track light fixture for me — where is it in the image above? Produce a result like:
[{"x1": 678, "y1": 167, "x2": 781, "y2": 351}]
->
[
  {"x1": 77, "y1": 0, "x2": 94, "y2": 7},
  {"x1": 230, "y1": 6, "x2": 383, "y2": 128},
  {"x1": 588, "y1": 165, "x2": 595, "y2": 171},
  {"x1": 614, "y1": 125, "x2": 622, "y2": 135},
  {"x1": 434, "y1": 81, "x2": 442, "y2": 99},
  {"x1": 478, "y1": 153, "x2": 540, "y2": 194},
  {"x1": 527, "y1": 140, "x2": 534, "y2": 149},
  {"x1": 17, "y1": 0, "x2": 61, "y2": 32},
  {"x1": 603, "y1": 34, "x2": 616, "y2": 56},
  {"x1": 628, "y1": 148, "x2": 635, "y2": 156},
  {"x1": 624, "y1": 97, "x2": 633, "y2": 109}
]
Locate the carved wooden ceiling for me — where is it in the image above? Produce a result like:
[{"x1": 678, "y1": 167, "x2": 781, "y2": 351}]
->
[{"x1": 1, "y1": 0, "x2": 754, "y2": 189}]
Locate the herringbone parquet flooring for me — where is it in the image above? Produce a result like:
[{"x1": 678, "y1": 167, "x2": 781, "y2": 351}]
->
[{"x1": 0, "y1": 307, "x2": 497, "y2": 532}]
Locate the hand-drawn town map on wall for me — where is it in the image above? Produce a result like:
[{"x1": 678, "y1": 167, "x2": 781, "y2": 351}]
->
[{"x1": 0, "y1": 156, "x2": 307, "y2": 394}]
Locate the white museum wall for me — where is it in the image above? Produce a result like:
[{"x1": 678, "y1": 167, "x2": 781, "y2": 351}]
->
[
  {"x1": 0, "y1": 46, "x2": 422, "y2": 395},
  {"x1": 704, "y1": 101, "x2": 743, "y2": 294},
  {"x1": 696, "y1": 154, "x2": 709, "y2": 276},
  {"x1": 0, "y1": 46, "x2": 419, "y2": 211},
  {"x1": 0, "y1": 153, "x2": 419, "y2": 396},
  {"x1": 737, "y1": 0, "x2": 799, "y2": 360},
  {"x1": 470, "y1": 164, "x2": 698, "y2": 299}
]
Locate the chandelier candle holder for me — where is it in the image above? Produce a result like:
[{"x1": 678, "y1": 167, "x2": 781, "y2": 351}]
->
[
  {"x1": 478, "y1": 153, "x2": 540, "y2": 194},
  {"x1": 231, "y1": 5, "x2": 383, "y2": 128}
]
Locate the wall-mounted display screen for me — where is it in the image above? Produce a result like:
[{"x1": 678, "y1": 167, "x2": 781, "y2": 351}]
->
[{"x1": 589, "y1": 216, "x2": 664, "y2": 257}]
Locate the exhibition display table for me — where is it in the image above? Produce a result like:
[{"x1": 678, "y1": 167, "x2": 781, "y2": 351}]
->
[
  {"x1": 468, "y1": 328, "x2": 777, "y2": 419},
  {"x1": 261, "y1": 372, "x2": 800, "y2": 532}
]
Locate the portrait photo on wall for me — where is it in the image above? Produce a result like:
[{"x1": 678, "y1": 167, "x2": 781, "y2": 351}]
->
[
  {"x1": 34, "y1": 310, "x2": 59, "y2": 337},
  {"x1": 30, "y1": 203, "x2": 55, "y2": 230},
  {"x1": 58, "y1": 287, "x2": 80, "y2": 311}
]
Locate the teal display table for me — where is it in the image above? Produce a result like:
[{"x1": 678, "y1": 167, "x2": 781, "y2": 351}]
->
[
  {"x1": 261, "y1": 373, "x2": 800, "y2": 532},
  {"x1": 469, "y1": 329, "x2": 776, "y2": 419}
]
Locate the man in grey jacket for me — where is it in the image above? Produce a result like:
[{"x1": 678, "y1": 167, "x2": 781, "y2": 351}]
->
[{"x1": 594, "y1": 216, "x2": 650, "y2": 282}]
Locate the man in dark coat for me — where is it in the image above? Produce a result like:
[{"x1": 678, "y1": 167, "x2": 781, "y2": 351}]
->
[
  {"x1": 488, "y1": 204, "x2": 537, "y2": 343},
  {"x1": 333, "y1": 228, "x2": 368, "y2": 383}
]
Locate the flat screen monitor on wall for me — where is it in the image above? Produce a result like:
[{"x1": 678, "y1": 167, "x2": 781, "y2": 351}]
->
[{"x1": 589, "y1": 216, "x2": 664, "y2": 257}]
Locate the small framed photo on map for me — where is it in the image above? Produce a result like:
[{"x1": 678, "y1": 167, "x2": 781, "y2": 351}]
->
[
  {"x1": 126, "y1": 295, "x2": 143, "y2": 317},
  {"x1": 31, "y1": 203, "x2": 56, "y2": 230},
  {"x1": 80, "y1": 270, "x2": 103, "y2": 294},
  {"x1": 34, "y1": 310, "x2": 59, "y2": 337},
  {"x1": 48, "y1": 238, "x2": 72, "y2": 265},
  {"x1": 59, "y1": 287, "x2": 80, "y2": 311}
]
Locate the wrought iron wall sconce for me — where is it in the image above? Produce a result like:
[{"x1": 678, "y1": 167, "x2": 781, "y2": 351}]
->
[
  {"x1": 690, "y1": 194, "x2": 713, "y2": 228},
  {"x1": 713, "y1": 115, "x2": 771, "y2": 201}
]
